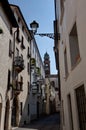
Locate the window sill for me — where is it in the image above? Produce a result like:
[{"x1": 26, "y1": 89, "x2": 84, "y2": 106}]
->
[{"x1": 71, "y1": 57, "x2": 81, "y2": 71}]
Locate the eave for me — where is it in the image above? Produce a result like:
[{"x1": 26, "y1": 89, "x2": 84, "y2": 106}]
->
[{"x1": 0, "y1": 0, "x2": 18, "y2": 27}]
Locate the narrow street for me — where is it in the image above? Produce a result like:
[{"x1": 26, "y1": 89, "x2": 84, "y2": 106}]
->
[{"x1": 15, "y1": 113, "x2": 60, "y2": 130}]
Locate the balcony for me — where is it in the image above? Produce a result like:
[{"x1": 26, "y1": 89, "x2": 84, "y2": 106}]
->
[
  {"x1": 35, "y1": 67, "x2": 41, "y2": 77},
  {"x1": 32, "y1": 82, "x2": 37, "y2": 94},
  {"x1": 30, "y1": 58, "x2": 36, "y2": 69},
  {"x1": 14, "y1": 56, "x2": 24, "y2": 72},
  {"x1": 38, "y1": 78, "x2": 44, "y2": 84},
  {"x1": 13, "y1": 80, "x2": 23, "y2": 95}
]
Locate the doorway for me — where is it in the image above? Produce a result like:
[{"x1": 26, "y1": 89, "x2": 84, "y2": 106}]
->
[
  {"x1": 11, "y1": 96, "x2": 19, "y2": 127},
  {"x1": 75, "y1": 85, "x2": 86, "y2": 130},
  {"x1": 4, "y1": 99, "x2": 10, "y2": 130},
  {"x1": 0, "y1": 103, "x2": 2, "y2": 129}
]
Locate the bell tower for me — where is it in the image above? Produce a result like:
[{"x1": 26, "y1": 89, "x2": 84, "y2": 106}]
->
[{"x1": 44, "y1": 52, "x2": 50, "y2": 77}]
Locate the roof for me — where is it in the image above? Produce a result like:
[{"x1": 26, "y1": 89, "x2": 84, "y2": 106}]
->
[
  {"x1": 0, "y1": 0, "x2": 18, "y2": 27},
  {"x1": 44, "y1": 52, "x2": 49, "y2": 59},
  {"x1": 10, "y1": 4, "x2": 33, "y2": 40}
]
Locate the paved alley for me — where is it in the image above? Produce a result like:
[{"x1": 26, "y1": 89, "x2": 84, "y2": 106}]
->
[{"x1": 14, "y1": 113, "x2": 60, "y2": 130}]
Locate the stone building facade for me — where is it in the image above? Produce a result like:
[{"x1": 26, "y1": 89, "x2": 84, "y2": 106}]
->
[
  {"x1": 0, "y1": 1, "x2": 42, "y2": 129},
  {"x1": 0, "y1": 1, "x2": 46, "y2": 129},
  {"x1": 54, "y1": 0, "x2": 86, "y2": 130},
  {"x1": 29, "y1": 37, "x2": 45, "y2": 121},
  {"x1": 10, "y1": 4, "x2": 32, "y2": 126},
  {"x1": 44, "y1": 52, "x2": 59, "y2": 115},
  {"x1": 0, "y1": 1, "x2": 18, "y2": 130}
]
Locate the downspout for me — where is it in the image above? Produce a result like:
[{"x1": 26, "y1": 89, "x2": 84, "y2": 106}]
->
[
  {"x1": 12, "y1": 28, "x2": 18, "y2": 94},
  {"x1": 54, "y1": 0, "x2": 61, "y2": 101}
]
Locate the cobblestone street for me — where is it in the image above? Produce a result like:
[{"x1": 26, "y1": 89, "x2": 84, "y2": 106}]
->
[{"x1": 14, "y1": 113, "x2": 60, "y2": 130}]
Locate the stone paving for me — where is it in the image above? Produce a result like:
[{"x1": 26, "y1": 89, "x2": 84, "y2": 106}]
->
[{"x1": 13, "y1": 113, "x2": 60, "y2": 130}]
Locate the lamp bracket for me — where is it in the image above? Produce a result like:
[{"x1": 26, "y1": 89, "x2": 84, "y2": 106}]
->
[{"x1": 36, "y1": 33, "x2": 54, "y2": 39}]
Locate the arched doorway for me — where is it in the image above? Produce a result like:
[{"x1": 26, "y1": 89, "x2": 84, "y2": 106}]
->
[
  {"x1": 11, "y1": 96, "x2": 19, "y2": 127},
  {"x1": 0, "y1": 94, "x2": 2, "y2": 130},
  {"x1": 4, "y1": 99, "x2": 10, "y2": 130}
]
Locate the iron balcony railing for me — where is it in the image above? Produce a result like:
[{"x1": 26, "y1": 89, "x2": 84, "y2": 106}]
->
[
  {"x1": 14, "y1": 56, "x2": 24, "y2": 72},
  {"x1": 13, "y1": 80, "x2": 23, "y2": 94},
  {"x1": 32, "y1": 82, "x2": 37, "y2": 94}
]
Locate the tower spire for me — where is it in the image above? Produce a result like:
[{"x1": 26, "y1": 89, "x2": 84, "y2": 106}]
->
[{"x1": 44, "y1": 52, "x2": 50, "y2": 77}]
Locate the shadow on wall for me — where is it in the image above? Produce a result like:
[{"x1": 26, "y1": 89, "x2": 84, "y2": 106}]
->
[
  {"x1": 19, "y1": 93, "x2": 30, "y2": 126},
  {"x1": 0, "y1": 94, "x2": 2, "y2": 130},
  {"x1": 11, "y1": 93, "x2": 30, "y2": 127}
]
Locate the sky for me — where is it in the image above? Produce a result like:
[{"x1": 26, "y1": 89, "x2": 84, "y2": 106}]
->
[{"x1": 8, "y1": 0, "x2": 57, "y2": 74}]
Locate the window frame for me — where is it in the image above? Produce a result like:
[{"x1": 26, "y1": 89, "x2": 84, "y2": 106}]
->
[{"x1": 69, "y1": 22, "x2": 80, "y2": 69}]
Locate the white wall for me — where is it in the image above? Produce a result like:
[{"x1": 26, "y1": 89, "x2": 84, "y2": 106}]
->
[{"x1": 58, "y1": 0, "x2": 86, "y2": 130}]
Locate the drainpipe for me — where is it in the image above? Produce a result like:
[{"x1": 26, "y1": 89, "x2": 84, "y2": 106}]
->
[
  {"x1": 54, "y1": 0, "x2": 61, "y2": 101},
  {"x1": 54, "y1": 1, "x2": 62, "y2": 130},
  {"x1": 29, "y1": 40, "x2": 31, "y2": 91},
  {"x1": 12, "y1": 28, "x2": 17, "y2": 78},
  {"x1": 54, "y1": 0, "x2": 57, "y2": 20},
  {"x1": 57, "y1": 49, "x2": 61, "y2": 100},
  {"x1": 12, "y1": 28, "x2": 18, "y2": 98}
]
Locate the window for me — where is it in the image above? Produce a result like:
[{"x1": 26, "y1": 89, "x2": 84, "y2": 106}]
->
[
  {"x1": 10, "y1": 27, "x2": 12, "y2": 35},
  {"x1": 28, "y1": 104, "x2": 29, "y2": 115},
  {"x1": 16, "y1": 48, "x2": 19, "y2": 57},
  {"x1": 28, "y1": 37, "x2": 30, "y2": 42},
  {"x1": 64, "y1": 48, "x2": 68, "y2": 77},
  {"x1": 33, "y1": 74, "x2": 36, "y2": 83},
  {"x1": 37, "y1": 84, "x2": 39, "y2": 92},
  {"x1": 69, "y1": 22, "x2": 80, "y2": 68},
  {"x1": 27, "y1": 63, "x2": 30, "y2": 74},
  {"x1": 18, "y1": 17, "x2": 20, "y2": 23},
  {"x1": 21, "y1": 36, "x2": 23, "y2": 47},
  {"x1": 20, "y1": 102, "x2": 23, "y2": 115},
  {"x1": 33, "y1": 47, "x2": 34, "y2": 54},
  {"x1": 27, "y1": 47, "x2": 30, "y2": 58},
  {"x1": 20, "y1": 76, "x2": 23, "y2": 83},
  {"x1": 9, "y1": 40, "x2": 12, "y2": 57},
  {"x1": 20, "y1": 76, "x2": 23, "y2": 90},
  {"x1": 21, "y1": 36, "x2": 25, "y2": 49},
  {"x1": 51, "y1": 81, "x2": 55, "y2": 88},
  {"x1": 16, "y1": 28, "x2": 20, "y2": 43},
  {"x1": 22, "y1": 26, "x2": 24, "y2": 32},
  {"x1": 7, "y1": 70, "x2": 11, "y2": 90},
  {"x1": 28, "y1": 82, "x2": 30, "y2": 94}
]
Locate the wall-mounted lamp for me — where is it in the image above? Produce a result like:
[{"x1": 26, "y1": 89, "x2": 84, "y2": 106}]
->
[
  {"x1": 30, "y1": 20, "x2": 59, "y2": 40},
  {"x1": 30, "y1": 20, "x2": 39, "y2": 34}
]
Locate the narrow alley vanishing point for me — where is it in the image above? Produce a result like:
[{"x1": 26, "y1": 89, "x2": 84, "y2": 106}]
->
[{"x1": 14, "y1": 113, "x2": 60, "y2": 130}]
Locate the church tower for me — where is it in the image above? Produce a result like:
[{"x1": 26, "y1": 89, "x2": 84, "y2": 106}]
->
[{"x1": 44, "y1": 52, "x2": 50, "y2": 77}]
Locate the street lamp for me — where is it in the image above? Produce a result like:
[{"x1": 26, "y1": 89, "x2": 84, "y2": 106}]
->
[
  {"x1": 30, "y1": 20, "x2": 60, "y2": 40},
  {"x1": 30, "y1": 20, "x2": 39, "y2": 34}
]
